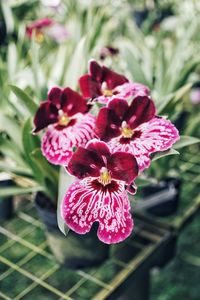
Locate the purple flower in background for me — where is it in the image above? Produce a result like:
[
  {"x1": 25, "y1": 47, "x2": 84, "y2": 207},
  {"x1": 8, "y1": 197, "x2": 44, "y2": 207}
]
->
[
  {"x1": 190, "y1": 88, "x2": 200, "y2": 105},
  {"x1": 26, "y1": 18, "x2": 69, "y2": 43},
  {"x1": 100, "y1": 46, "x2": 119, "y2": 60}
]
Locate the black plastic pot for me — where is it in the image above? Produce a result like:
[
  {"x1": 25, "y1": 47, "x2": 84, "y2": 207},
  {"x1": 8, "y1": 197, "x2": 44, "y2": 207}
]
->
[
  {"x1": 133, "y1": 9, "x2": 149, "y2": 28},
  {"x1": 135, "y1": 179, "x2": 181, "y2": 217},
  {"x1": 0, "y1": 178, "x2": 14, "y2": 221},
  {"x1": 35, "y1": 192, "x2": 109, "y2": 268},
  {"x1": 0, "y1": 21, "x2": 6, "y2": 45}
]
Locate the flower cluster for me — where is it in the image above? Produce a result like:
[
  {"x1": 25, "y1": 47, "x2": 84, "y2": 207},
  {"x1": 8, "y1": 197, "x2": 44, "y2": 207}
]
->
[{"x1": 33, "y1": 59, "x2": 179, "y2": 244}]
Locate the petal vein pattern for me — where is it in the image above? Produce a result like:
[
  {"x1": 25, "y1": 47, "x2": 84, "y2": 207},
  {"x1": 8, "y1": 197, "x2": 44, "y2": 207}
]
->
[
  {"x1": 62, "y1": 178, "x2": 133, "y2": 244},
  {"x1": 42, "y1": 114, "x2": 96, "y2": 165},
  {"x1": 108, "y1": 117, "x2": 179, "y2": 171}
]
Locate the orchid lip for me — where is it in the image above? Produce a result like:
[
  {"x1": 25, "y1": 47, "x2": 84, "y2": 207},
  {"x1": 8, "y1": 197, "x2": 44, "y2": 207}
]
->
[
  {"x1": 99, "y1": 167, "x2": 112, "y2": 186},
  {"x1": 121, "y1": 121, "x2": 133, "y2": 138},
  {"x1": 34, "y1": 29, "x2": 44, "y2": 43},
  {"x1": 58, "y1": 110, "x2": 70, "y2": 126},
  {"x1": 101, "y1": 81, "x2": 113, "y2": 97}
]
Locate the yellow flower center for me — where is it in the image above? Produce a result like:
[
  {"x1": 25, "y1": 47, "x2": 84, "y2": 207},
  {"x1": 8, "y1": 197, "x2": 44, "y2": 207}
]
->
[
  {"x1": 101, "y1": 82, "x2": 113, "y2": 97},
  {"x1": 121, "y1": 121, "x2": 133, "y2": 138},
  {"x1": 99, "y1": 167, "x2": 111, "y2": 186},
  {"x1": 58, "y1": 110, "x2": 70, "y2": 126},
  {"x1": 34, "y1": 29, "x2": 44, "y2": 43}
]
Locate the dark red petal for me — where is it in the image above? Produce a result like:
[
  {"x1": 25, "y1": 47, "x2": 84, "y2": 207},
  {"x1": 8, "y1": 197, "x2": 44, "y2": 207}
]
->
[
  {"x1": 108, "y1": 98, "x2": 128, "y2": 119},
  {"x1": 102, "y1": 66, "x2": 128, "y2": 90},
  {"x1": 79, "y1": 74, "x2": 102, "y2": 98},
  {"x1": 67, "y1": 147, "x2": 105, "y2": 179},
  {"x1": 125, "y1": 96, "x2": 156, "y2": 129},
  {"x1": 33, "y1": 101, "x2": 58, "y2": 133},
  {"x1": 95, "y1": 107, "x2": 121, "y2": 141},
  {"x1": 126, "y1": 182, "x2": 137, "y2": 195},
  {"x1": 48, "y1": 87, "x2": 62, "y2": 108},
  {"x1": 26, "y1": 26, "x2": 33, "y2": 38},
  {"x1": 108, "y1": 152, "x2": 138, "y2": 184},
  {"x1": 89, "y1": 60, "x2": 103, "y2": 81},
  {"x1": 61, "y1": 87, "x2": 88, "y2": 116},
  {"x1": 86, "y1": 139, "x2": 110, "y2": 161}
]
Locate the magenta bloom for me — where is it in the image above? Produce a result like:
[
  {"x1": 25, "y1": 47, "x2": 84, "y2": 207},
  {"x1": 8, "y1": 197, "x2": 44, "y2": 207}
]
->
[
  {"x1": 190, "y1": 88, "x2": 200, "y2": 105},
  {"x1": 79, "y1": 60, "x2": 149, "y2": 104},
  {"x1": 99, "y1": 46, "x2": 119, "y2": 60},
  {"x1": 61, "y1": 140, "x2": 138, "y2": 244},
  {"x1": 33, "y1": 87, "x2": 96, "y2": 165},
  {"x1": 26, "y1": 18, "x2": 69, "y2": 43},
  {"x1": 95, "y1": 97, "x2": 180, "y2": 171}
]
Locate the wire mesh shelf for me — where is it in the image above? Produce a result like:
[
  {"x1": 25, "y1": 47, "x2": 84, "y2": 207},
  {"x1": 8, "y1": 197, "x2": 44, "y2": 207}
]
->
[{"x1": 0, "y1": 148, "x2": 200, "y2": 300}]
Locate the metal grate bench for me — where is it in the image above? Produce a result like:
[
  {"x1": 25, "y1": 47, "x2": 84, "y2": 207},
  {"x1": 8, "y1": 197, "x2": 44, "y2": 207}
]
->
[{"x1": 0, "y1": 149, "x2": 199, "y2": 300}]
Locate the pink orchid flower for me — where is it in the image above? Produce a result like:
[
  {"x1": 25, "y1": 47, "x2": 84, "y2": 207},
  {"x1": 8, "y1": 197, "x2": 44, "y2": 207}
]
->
[
  {"x1": 33, "y1": 87, "x2": 96, "y2": 165},
  {"x1": 95, "y1": 97, "x2": 180, "y2": 171},
  {"x1": 61, "y1": 139, "x2": 138, "y2": 244},
  {"x1": 79, "y1": 60, "x2": 149, "y2": 104},
  {"x1": 26, "y1": 18, "x2": 69, "y2": 43}
]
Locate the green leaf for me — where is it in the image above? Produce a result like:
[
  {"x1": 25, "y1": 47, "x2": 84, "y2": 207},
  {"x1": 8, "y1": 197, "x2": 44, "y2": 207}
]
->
[
  {"x1": 135, "y1": 177, "x2": 156, "y2": 187},
  {"x1": 173, "y1": 83, "x2": 192, "y2": 103},
  {"x1": 0, "y1": 185, "x2": 44, "y2": 198},
  {"x1": 174, "y1": 136, "x2": 200, "y2": 150},
  {"x1": 57, "y1": 167, "x2": 73, "y2": 236},
  {"x1": 0, "y1": 135, "x2": 26, "y2": 167},
  {"x1": 0, "y1": 161, "x2": 31, "y2": 176},
  {"x1": 121, "y1": 41, "x2": 149, "y2": 85},
  {"x1": 157, "y1": 83, "x2": 192, "y2": 114},
  {"x1": 64, "y1": 37, "x2": 87, "y2": 89},
  {"x1": 30, "y1": 148, "x2": 59, "y2": 200},
  {"x1": 0, "y1": 113, "x2": 23, "y2": 151},
  {"x1": 31, "y1": 36, "x2": 42, "y2": 100},
  {"x1": 1, "y1": 0, "x2": 14, "y2": 33},
  {"x1": 152, "y1": 148, "x2": 179, "y2": 162},
  {"x1": 22, "y1": 118, "x2": 42, "y2": 183},
  {"x1": 7, "y1": 43, "x2": 17, "y2": 81},
  {"x1": 10, "y1": 85, "x2": 38, "y2": 115}
]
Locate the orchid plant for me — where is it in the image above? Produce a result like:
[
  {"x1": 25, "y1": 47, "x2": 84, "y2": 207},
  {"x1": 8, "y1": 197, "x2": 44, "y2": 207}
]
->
[{"x1": 33, "y1": 59, "x2": 180, "y2": 244}]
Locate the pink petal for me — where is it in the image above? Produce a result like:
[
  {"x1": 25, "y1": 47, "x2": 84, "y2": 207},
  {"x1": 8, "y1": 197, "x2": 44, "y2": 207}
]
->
[
  {"x1": 138, "y1": 117, "x2": 180, "y2": 153},
  {"x1": 115, "y1": 82, "x2": 150, "y2": 99},
  {"x1": 79, "y1": 74, "x2": 101, "y2": 98},
  {"x1": 41, "y1": 113, "x2": 96, "y2": 165},
  {"x1": 61, "y1": 88, "x2": 88, "y2": 116},
  {"x1": 61, "y1": 178, "x2": 133, "y2": 244},
  {"x1": 33, "y1": 101, "x2": 58, "y2": 133},
  {"x1": 46, "y1": 23, "x2": 69, "y2": 42},
  {"x1": 108, "y1": 152, "x2": 138, "y2": 184},
  {"x1": 107, "y1": 116, "x2": 179, "y2": 172}
]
